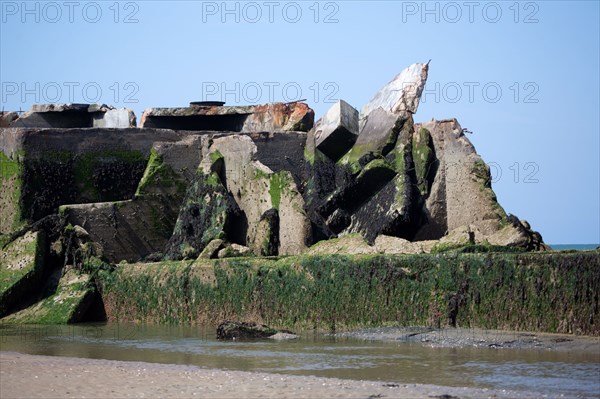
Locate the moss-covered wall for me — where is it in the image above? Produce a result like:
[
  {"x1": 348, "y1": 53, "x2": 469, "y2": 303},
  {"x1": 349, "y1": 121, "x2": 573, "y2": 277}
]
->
[
  {"x1": 0, "y1": 151, "x2": 25, "y2": 233},
  {"x1": 21, "y1": 149, "x2": 147, "y2": 222},
  {"x1": 1, "y1": 269, "x2": 96, "y2": 324},
  {"x1": 99, "y1": 252, "x2": 600, "y2": 335},
  {"x1": 0, "y1": 231, "x2": 46, "y2": 317},
  {"x1": 0, "y1": 127, "x2": 185, "y2": 233}
]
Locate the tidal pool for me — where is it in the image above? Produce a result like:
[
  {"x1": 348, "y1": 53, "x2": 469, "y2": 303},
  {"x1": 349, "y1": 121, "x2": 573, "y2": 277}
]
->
[{"x1": 1, "y1": 323, "x2": 598, "y2": 398}]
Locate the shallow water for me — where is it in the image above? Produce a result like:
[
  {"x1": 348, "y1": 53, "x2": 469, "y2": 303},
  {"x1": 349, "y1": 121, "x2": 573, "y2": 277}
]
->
[
  {"x1": 1, "y1": 323, "x2": 598, "y2": 397},
  {"x1": 550, "y1": 244, "x2": 599, "y2": 251}
]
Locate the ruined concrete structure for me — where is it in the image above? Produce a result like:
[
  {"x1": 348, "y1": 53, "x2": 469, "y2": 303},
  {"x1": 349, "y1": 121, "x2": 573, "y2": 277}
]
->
[{"x1": 1, "y1": 63, "x2": 546, "y2": 266}]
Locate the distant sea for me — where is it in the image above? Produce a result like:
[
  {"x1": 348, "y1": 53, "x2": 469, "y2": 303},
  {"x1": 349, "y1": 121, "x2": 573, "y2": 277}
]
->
[{"x1": 549, "y1": 244, "x2": 599, "y2": 251}]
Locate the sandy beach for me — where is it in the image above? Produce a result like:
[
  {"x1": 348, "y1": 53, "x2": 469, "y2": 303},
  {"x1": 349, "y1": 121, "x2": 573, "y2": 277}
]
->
[{"x1": 1, "y1": 351, "x2": 549, "y2": 399}]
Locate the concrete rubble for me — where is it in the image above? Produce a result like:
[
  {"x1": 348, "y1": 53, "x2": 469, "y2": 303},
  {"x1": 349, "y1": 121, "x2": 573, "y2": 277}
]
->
[
  {"x1": 140, "y1": 101, "x2": 313, "y2": 132},
  {"x1": 7, "y1": 103, "x2": 136, "y2": 128},
  {"x1": 1, "y1": 63, "x2": 549, "y2": 268}
]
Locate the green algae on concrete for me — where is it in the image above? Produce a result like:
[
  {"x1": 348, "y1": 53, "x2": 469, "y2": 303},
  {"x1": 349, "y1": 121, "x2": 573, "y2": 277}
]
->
[
  {"x1": 471, "y1": 159, "x2": 508, "y2": 222},
  {"x1": 412, "y1": 128, "x2": 434, "y2": 197},
  {"x1": 0, "y1": 231, "x2": 45, "y2": 317},
  {"x1": 269, "y1": 171, "x2": 293, "y2": 210},
  {"x1": 72, "y1": 149, "x2": 146, "y2": 202},
  {"x1": 135, "y1": 148, "x2": 186, "y2": 198},
  {"x1": 19, "y1": 149, "x2": 147, "y2": 223},
  {"x1": 99, "y1": 252, "x2": 600, "y2": 335},
  {"x1": 163, "y1": 171, "x2": 235, "y2": 260},
  {"x1": 0, "y1": 151, "x2": 25, "y2": 234},
  {"x1": 1, "y1": 269, "x2": 96, "y2": 324}
]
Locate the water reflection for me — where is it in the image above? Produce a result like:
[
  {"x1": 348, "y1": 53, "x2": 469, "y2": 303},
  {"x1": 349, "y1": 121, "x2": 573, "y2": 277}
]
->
[{"x1": 1, "y1": 323, "x2": 598, "y2": 397}]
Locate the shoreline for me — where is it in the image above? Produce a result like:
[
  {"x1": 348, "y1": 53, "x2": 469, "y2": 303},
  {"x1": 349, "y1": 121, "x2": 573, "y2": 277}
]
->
[
  {"x1": 1, "y1": 351, "x2": 551, "y2": 399},
  {"x1": 335, "y1": 326, "x2": 600, "y2": 355}
]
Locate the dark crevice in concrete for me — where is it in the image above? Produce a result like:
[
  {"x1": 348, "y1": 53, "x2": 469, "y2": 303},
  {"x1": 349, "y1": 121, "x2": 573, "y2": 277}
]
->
[{"x1": 142, "y1": 114, "x2": 249, "y2": 131}]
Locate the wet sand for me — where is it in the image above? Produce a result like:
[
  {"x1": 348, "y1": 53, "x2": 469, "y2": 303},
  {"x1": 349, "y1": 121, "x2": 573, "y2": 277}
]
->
[{"x1": 1, "y1": 351, "x2": 546, "y2": 399}]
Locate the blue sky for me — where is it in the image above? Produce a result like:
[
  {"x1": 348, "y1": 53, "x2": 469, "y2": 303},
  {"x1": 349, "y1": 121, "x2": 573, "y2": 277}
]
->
[{"x1": 1, "y1": 0, "x2": 599, "y2": 244}]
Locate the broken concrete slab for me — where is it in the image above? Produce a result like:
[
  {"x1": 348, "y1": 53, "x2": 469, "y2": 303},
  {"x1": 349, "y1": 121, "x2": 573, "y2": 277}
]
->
[
  {"x1": 360, "y1": 62, "x2": 429, "y2": 128},
  {"x1": 373, "y1": 235, "x2": 423, "y2": 254},
  {"x1": 337, "y1": 115, "x2": 420, "y2": 243},
  {"x1": 0, "y1": 231, "x2": 46, "y2": 317},
  {"x1": 10, "y1": 104, "x2": 136, "y2": 128},
  {"x1": 197, "y1": 239, "x2": 225, "y2": 259},
  {"x1": 412, "y1": 119, "x2": 508, "y2": 241},
  {"x1": 254, "y1": 208, "x2": 279, "y2": 256},
  {"x1": 274, "y1": 171, "x2": 310, "y2": 255},
  {"x1": 218, "y1": 243, "x2": 252, "y2": 258},
  {"x1": 31, "y1": 104, "x2": 90, "y2": 112},
  {"x1": 92, "y1": 108, "x2": 137, "y2": 128},
  {"x1": 1, "y1": 268, "x2": 96, "y2": 324},
  {"x1": 340, "y1": 108, "x2": 407, "y2": 173},
  {"x1": 203, "y1": 135, "x2": 311, "y2": 256},
  {"x1": 140, "y1": 102, "x2": 314, "y2": 132},
  {"x1": 62, "y1": 137, "x2": 202, "y2": 263},
  {"x1": 304, "y1": 233, "x2": 376, "y2": 255},
  {"x1": 0, "y1": 127, "x2": 186, "y2": 232},
  {"x1": 0, "y1": 112, "x2": 18, "y2": 127},
  {"x1": 249, "y1": 131, "x2": 307, "y2": 190},
  {"x1": 164, "y1": 170, "x2": 242, "y2": 261},
  {"x1": 313, "y1": 100, "x2": 359, "y2": 161}
]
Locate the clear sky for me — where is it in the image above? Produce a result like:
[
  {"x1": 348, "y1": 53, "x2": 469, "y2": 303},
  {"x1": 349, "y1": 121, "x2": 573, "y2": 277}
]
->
[{"x1": 1, "y1": 0, "x2": 599, "y2": 244}]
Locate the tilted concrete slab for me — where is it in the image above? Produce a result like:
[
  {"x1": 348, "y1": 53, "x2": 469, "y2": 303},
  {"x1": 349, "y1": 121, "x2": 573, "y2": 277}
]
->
[
  {"x1": 313, "y1": 100, "x2": 359, "y2": 161},
  {"x1": 140, "y1": 102, "x2": 314, "y2": 132},
  {"x1": 360, "y1": 62, "x2": 429, "y2": 129}
]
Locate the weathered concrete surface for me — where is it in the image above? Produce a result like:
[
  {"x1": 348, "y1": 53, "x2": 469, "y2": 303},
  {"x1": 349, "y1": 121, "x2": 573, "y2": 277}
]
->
[
  {"x1": 140, "y1": 102, "x2": 314, "y2": 132},
  {"x1": 313, "y1": 100, "x2": 359, "y2": 161},
  {"x1": 202, "y1": 135, "x2": 310, "y2": 256},
  {"x1": 92, "y1": 108, "x2": 137, "y2": 128},
  {"x1": 1, "y1": 64, "x2": 547, "y2": 273},
  {"x1": 197, "y1": 239, "x2": 225, "y2": 259},
  {"x1": 0, "y1": 127, "x2": 186, "y2": 233},
  {"x1": 62, "y1": 137, "x2": 202, "y2": 263},
  {"x1": 164, "y1": 170, "x2": 242, "y2": 261},
  {"x1": 56, "y1": 129, "x2": 307, "y2": 262},
  {"x1": 304, "y1": 234, "x2": 376, "y2": 255},
  {"x1": 62, "y1": 199, "x2": 170, "y2": 263},
  {"x1": 276, "y1": 171, "x2": 310, "y2": 255},
  {"x1": 412, "y1": 119, "x2": 507, "y2": 240},
  {"x1": 340, "y1": 108, "x2": 407, "y2": 172},
  {"x1": 248, "y1": 131, "x2": 307, "y2": 190},
  {"x1": 254, "y1": 208, "x2": 279, "y2": 256},
  {"x1": 404, "y1": 119, "x2": 547, "y2": 249},
  {"x1": 360, "y1": 62, "x2": 429, "y2": 128},
  {"x1": 373, "y1": 235, "x2": 434, "y2": 254},
  {"x1": 1, "y1": 268, "x2": 96, "y2": 324},
  {"x1": 217, "y1": 243, "x2": 252, "y2": 258},
  {"x1": 313, "y1": 112, "x2": 419, "y2": 244},
  {"x1": 201, "y1": 136, "x2": 269, "y2": 253},
  {"x1": 0, "y1": 231, "x2": 46, "y2": 317},
  {"x1": 10, "y1": 104, "x2": 136, "y2": 128},
  {"x1": 0, "y1": 112, "x2": 18, "y2": 127}
]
